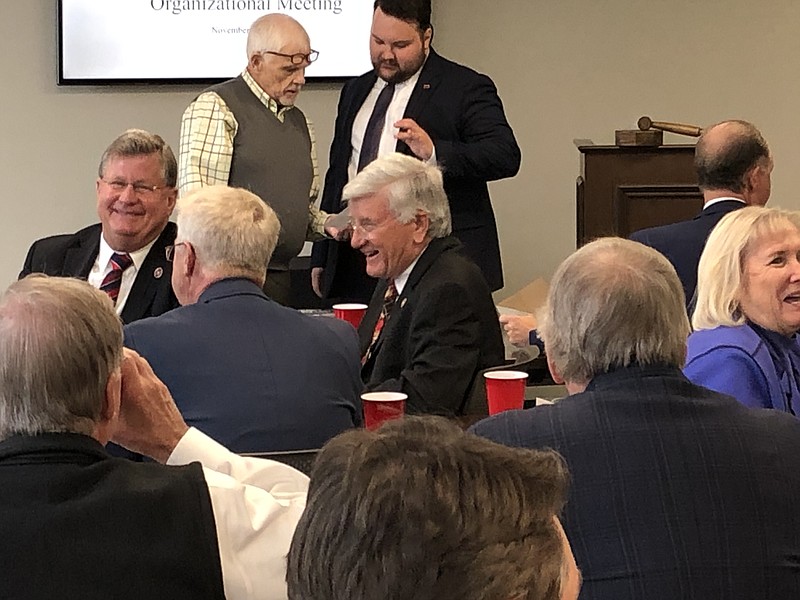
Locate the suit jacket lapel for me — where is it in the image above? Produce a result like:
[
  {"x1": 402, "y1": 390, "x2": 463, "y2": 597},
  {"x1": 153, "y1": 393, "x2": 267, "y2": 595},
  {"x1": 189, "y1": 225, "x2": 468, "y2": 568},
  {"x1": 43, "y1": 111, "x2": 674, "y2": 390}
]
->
[
  {"x1": 345, "y1": 73, "x2": 379, "y2": 132},
  {"x1": 397, "y1": 50, "x2": 445, "y2": 153},
  {"x1": 120, "y1": 223, "x2": 175, "y2": 323},
  {"x1": 367, "y1": 238, "x2": 453, "y2": 359},
  {"x1": 63, "y1": 226, "x2": 102, "y2": 279}
]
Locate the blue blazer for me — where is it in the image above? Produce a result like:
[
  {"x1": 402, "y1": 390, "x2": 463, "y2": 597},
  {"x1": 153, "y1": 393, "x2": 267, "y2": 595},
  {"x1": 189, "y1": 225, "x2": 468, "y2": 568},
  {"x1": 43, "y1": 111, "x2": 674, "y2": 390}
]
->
[
  {"x1": 124, "y1": 278, "x2": 363, "y2": 452},
  {"x1": 311, "y1": 49, "x2": 521, "y2": 300},
  {"x1": 685, "y1": 323, "x2": 799, "y2": 414},
  {"x1": 471, "y1": 365, "x2": 800, "y2": 599},
  {"x1": 630, "y1": 200, "x2": 744, "y2": 309}
]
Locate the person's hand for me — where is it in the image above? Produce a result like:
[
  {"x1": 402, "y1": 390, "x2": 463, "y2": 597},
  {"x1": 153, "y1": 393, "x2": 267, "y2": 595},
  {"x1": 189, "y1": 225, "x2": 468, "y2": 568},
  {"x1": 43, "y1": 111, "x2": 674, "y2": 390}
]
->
[
  {"x1": 111, "y1": 349, "x2": 189, "y2": 463},
  {"x1": 394, "y1": 118, "x2": 434, "y2": 160},
  {"x1": 323, "y1": 215, "x2": 352, "y2": 242},
  {"x1": 499, "y1": 313, "x2": 538, "y2": 347},
  {"x1": 311, "y1": 267, "x2": 324, "y2": 298}
]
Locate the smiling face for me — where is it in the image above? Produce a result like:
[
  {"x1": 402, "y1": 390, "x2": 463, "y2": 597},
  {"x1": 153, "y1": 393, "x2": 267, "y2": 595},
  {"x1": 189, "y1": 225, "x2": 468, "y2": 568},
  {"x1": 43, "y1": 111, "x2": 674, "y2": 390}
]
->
[
  {"x1": 370, "y1": 7, "x2": 431, "y2": 84},
  {"x1": 348, "y1": 188, "x2": 428, "y2": 280},
  {"x1": 96, "y1": 153, "x2": 176, "y2": 253},
  {"x1": 738, "y1": 226, "x2": 800, "y2": 336}
]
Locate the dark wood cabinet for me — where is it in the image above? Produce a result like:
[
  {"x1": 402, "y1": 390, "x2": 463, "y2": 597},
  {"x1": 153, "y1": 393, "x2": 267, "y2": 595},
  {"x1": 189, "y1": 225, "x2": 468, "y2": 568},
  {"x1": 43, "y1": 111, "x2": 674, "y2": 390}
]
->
[{"x1": 576, "y1": 144, "x2": 702, "y2": 245}]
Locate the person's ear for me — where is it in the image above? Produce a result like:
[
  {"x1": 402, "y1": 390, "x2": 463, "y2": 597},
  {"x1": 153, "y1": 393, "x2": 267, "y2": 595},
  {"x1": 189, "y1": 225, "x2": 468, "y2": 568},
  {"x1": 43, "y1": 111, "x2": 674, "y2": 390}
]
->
[
  {"x1": 183, "y1": 242, "x2": 197, "y2": 277},
  {"x1": 95, "y1": 367, "x2": 122, "y2": 444},
  {"x1": 412, "y1": 212, "x2": 430, "y2": 243},
  {"x1": 423, "y1": 26, "x2": 433, "y2": 51},
  {"x1": 547, "y1": 354, "x2": 565, "y2": 385}
]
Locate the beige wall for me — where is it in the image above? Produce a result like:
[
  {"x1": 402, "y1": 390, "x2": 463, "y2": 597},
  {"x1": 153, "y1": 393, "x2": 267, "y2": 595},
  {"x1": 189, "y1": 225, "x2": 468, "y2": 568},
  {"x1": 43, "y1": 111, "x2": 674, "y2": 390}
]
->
[{"x1": 4, "y1": 1, "x2": 800, "y2": 297}]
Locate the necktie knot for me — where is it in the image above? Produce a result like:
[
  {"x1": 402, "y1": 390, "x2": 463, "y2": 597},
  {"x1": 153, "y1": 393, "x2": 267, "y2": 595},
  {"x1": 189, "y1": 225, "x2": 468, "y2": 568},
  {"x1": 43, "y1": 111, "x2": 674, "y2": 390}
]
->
[{"x1": 110, "y1": 252, "x2": 133, "y2": 272}]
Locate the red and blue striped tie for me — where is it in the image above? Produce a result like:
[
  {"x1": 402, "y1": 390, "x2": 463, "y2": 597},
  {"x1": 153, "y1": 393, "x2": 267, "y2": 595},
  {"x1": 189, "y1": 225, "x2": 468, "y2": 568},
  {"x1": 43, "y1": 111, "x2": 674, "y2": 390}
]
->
[{"x1": 100, "y1": 252, "x2": 133, "y2": 305}]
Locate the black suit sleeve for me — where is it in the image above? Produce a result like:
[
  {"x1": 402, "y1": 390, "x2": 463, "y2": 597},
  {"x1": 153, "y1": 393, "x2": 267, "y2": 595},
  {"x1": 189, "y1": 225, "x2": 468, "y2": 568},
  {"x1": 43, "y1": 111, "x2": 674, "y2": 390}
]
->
[
  {"x1": 19, "y1": 242, "x2": 38, "y2": 279},
  {"x1": 433, "y1": 73, "x2": 521, "y2": 182},
  {"x1": 369, "y1": 281, "x2": 482, "y2": 415}
]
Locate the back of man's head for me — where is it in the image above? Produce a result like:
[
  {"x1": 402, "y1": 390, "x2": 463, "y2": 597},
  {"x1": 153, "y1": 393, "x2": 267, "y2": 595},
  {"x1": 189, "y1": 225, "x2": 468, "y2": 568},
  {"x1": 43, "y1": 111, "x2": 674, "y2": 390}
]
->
[
  {"x1": 694, "y1": 120, "x2": 771, "y2": 200},
  {"x1": 540, "y1": 238, "x2": 689, "y2": 386},
  {"x1": 0, "y1": 276, "x2": 122, "y2": 440},
  {"x1": 287, "y1": 416, "x2": 570, "y2": 600},
  {"x1": 176, "y1": 185, "x2": 280, "y2": 286}
]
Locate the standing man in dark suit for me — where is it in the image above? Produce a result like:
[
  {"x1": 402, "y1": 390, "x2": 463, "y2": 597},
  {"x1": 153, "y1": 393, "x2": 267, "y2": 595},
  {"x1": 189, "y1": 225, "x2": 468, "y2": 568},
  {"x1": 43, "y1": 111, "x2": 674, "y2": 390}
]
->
[
  {"x1": 348, "y1": 153, "x2": 504, "y2": 416},
  {"x1": 630, "y1": 120, "x2": 772, "y2": 310},
  {"x1": 20, "y1": 129, "x2": 179, "y2": 324},
  {"x1": 125, "y1": 185, "x2": 362, "y2": 453},
  {"x1": 311, "y1": 0, "x2": 521, "y2": 302},
  {"x1": 472, "y1": 238, "x2": 800, "y2": 600}
]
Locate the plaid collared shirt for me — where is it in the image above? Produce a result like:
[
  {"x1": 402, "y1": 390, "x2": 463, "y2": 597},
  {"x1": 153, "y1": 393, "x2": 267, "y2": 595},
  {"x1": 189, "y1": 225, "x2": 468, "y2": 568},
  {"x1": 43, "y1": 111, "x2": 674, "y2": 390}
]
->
[{"x1": 178, "y1": 69, "x2": 328, "y2": 239}]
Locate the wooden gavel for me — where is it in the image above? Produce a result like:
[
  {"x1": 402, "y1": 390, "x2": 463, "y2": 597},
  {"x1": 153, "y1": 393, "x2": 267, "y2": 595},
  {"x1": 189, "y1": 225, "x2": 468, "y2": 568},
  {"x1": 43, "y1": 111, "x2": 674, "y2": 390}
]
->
[{"x1": 638, "y1": 116, "x2": 703, "y2": 137}]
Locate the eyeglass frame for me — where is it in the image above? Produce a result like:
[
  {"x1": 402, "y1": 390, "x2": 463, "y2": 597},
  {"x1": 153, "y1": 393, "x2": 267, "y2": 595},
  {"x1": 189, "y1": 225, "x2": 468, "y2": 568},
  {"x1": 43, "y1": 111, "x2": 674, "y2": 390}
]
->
[
  {"x1": 100, "y1": 178, "x2": 169, "y2": 196},
  {"x1": 260, "y1": 49, "x2": 319, "y2": 65},
  {"x1": 165, "y1": 242, "x2": 188, "y2": 262}
]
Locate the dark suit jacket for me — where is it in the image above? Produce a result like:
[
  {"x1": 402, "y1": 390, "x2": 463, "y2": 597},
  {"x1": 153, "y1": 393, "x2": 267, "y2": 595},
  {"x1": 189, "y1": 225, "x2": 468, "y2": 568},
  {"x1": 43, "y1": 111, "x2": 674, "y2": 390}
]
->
[
  {"x1": 19, "y1": 222, "x2": 179, "y2": 324},
  {"x1": 0, "y1": 433, "x2": 224, "y2": 600},
  {"x1": 124, "y1": 278, "x2": 363, "y2": 453},
  {"x1": 471, "y1": 365, "x2": 800, "y2": 600},
  {"x1": 629, "y1": 199, "x2": 744, "y2": 309},
  {"x1": 312, "y1": 49, "x2": 521, "y2": 301},
  {"x1": 359, "y1": 237, "x2": 505, "y2": 416}
]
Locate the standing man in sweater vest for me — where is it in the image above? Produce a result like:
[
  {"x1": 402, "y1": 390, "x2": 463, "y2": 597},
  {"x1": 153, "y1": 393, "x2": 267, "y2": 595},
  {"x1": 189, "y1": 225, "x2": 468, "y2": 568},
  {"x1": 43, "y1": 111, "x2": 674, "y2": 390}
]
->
[{"x1": 179, "y1": 13, "x2": 340, "y2": 306}]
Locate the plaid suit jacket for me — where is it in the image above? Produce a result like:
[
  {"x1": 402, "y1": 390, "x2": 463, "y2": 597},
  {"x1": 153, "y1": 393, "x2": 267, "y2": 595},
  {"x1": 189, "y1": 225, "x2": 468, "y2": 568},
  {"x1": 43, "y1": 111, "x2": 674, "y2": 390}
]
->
[{"x1": 472, "y1": 364, "x2": 800, "y2": 599}]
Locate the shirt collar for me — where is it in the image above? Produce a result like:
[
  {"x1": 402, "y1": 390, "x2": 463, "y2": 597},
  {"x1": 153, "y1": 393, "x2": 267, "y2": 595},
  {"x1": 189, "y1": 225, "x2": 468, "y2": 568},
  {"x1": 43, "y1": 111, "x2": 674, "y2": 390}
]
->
[
  {"x1": 98, "y1": 233, "x2": 158, "y2": 273},
  {"x1": 393, "y1": 243, "x2": 429, "y2": 295},
  {"x1": 703, "y1": 196, "x2": 746, "y2": 209},
  {"x1": 242, "y1": 69, "x2": 293, "y2": 122}
]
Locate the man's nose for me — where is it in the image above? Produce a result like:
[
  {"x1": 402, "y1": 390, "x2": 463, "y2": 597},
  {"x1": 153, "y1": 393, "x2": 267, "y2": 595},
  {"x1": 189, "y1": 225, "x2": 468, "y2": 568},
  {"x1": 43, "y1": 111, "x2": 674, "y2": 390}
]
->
[{"x1": 350, "y1": 227, "x2": 365, "y2": 250}]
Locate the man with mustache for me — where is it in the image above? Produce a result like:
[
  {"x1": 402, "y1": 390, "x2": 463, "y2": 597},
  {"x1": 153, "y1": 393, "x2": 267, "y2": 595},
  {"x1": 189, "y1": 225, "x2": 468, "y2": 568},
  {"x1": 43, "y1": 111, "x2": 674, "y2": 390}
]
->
[
  {"x1": 311, "y1": 0, "x2": 521, "y2": 303},
  {"x1": 179, "y1": 13, "x2": 340, "y2": 306},
  {"x1": 20, "y1": 129, "x2": 179, "y2": 324}
]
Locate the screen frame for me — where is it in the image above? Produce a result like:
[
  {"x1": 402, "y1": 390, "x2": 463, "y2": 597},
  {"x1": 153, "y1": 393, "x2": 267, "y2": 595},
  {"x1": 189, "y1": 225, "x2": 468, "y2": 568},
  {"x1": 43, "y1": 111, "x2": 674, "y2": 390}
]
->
[{"x1": 56, "y1": 0, "x2": 366, "y2": 86}]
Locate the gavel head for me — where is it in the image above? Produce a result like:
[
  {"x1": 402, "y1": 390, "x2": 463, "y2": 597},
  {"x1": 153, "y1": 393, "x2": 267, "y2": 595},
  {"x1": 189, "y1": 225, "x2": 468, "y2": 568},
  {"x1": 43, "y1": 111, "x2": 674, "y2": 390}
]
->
[{"x1": 637, "y1": 116, "x2": 653, "y2": 131}]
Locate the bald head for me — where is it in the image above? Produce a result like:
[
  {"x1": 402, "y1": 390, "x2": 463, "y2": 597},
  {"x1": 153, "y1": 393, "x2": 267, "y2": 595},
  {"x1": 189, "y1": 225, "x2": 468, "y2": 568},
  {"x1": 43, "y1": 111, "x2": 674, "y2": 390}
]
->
[
  {"x1": 694, "y1": 120, "x2": 772, "y2": 205},
  {"x1": 246, "y1": 13, "x2": 310, "y2": 60}
]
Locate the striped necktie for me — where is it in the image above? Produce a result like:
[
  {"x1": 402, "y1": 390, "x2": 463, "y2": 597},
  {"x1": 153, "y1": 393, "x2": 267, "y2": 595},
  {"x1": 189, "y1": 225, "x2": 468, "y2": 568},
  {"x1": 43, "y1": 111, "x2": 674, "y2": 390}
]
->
[
  {"x1": 363, "y1": 280, "x2": 398, "y2": 364},
  {"x1": 100, "y1": 252, "x2": 133, "y2": 305}
]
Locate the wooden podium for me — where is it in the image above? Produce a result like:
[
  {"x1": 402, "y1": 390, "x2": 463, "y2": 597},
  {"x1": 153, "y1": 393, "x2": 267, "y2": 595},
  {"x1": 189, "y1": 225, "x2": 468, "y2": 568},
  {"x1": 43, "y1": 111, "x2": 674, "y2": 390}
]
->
[{"x1": 576, "y1": 144, "x2": 702, "y2": 245}]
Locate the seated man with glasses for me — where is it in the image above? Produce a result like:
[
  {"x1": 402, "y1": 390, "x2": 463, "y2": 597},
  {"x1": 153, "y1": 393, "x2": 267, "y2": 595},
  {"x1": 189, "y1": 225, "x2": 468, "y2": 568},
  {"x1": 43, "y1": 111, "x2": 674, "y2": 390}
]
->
[
  {"x1": 20, "y1": 128, "x2": 179, "y2": 324},
  {"x1": 347, "y1": 152, "x2": 504, "y2": 416},
  {"x1": 179, "y1": 12, "x2": 341, "y2": 306}
]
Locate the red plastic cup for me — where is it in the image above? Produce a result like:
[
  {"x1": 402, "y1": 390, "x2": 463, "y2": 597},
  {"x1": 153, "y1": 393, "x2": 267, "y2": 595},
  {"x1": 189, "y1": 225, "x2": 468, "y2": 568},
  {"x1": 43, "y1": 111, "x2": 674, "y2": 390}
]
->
[
  {"x1": 362, "y1": 392, "x2": 407, "y2": 430},
  {"x1": 484, "y1": 370, "x2": 527, "y2": 415},
  {"x1": 333, "y1": 303, "x2": 368, "y2": 328}
]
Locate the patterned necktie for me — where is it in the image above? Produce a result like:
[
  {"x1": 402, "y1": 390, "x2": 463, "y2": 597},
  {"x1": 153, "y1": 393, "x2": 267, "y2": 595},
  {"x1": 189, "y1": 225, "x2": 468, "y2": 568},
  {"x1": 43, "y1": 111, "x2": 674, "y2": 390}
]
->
[
  {"x1": 100, "y1": 252, "x2": 133, "y2": 306},
  {"x1": 363, "y1": 280, "x2": 398, "y2": 364},
  {"x1": 357, "y1": 82, "x2": 396, "y2": 172}
]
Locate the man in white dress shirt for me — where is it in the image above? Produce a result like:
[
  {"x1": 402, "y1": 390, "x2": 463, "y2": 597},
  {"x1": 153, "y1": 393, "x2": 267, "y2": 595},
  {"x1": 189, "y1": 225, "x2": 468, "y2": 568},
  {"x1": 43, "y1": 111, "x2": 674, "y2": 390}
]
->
[{"x1": 0, "y1": 275, "x2": 307, "y2": 600}]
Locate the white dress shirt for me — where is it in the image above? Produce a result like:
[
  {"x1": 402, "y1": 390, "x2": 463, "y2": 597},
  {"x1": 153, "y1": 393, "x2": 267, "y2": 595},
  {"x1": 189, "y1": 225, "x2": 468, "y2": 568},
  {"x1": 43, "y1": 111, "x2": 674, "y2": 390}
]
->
[
  {"x1": 348, "y1": 65, "x2": 436, "y2": 181},
  {"x1": 168, "y1": 427, "x2": 309, "y2": 600},
  {"x1": 87, "y1": 236, "x2": 158, "y2": 315}
]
